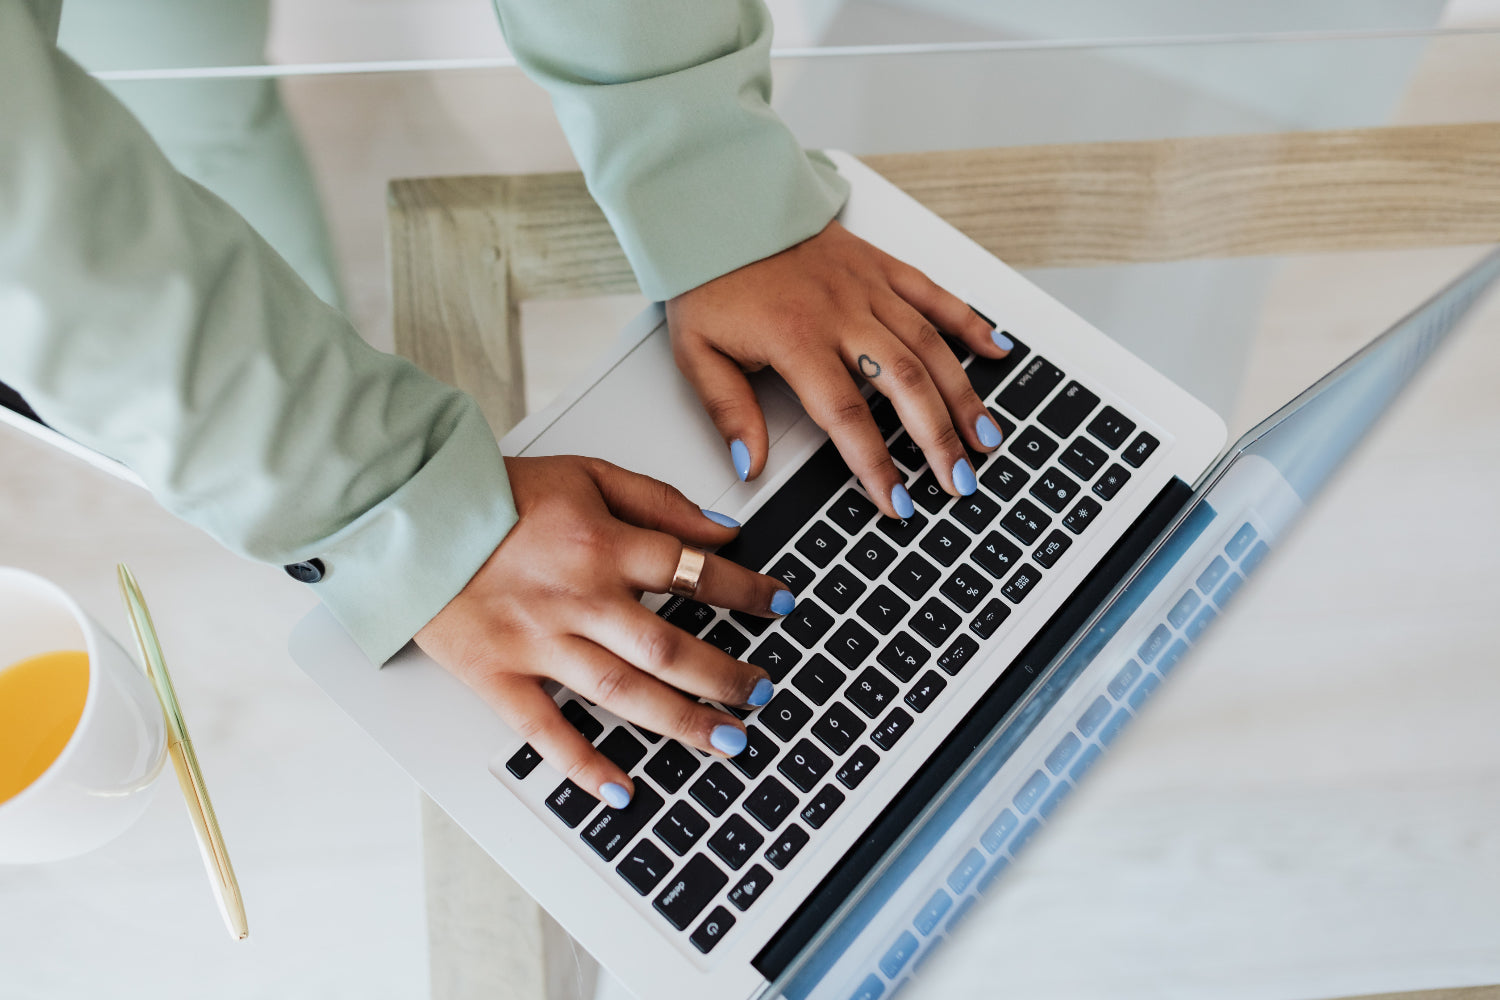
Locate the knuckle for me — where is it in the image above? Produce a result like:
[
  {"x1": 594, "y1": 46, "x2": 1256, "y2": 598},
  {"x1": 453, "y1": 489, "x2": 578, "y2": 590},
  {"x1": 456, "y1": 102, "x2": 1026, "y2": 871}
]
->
[
  {"x1": 673, "y1": 701, "x2": 707, "y2": 742},
  {"x1": 909, "y1": 321, "x2": 944, "y2": 354},
  {"x1": 887, "y1": 354, "x2": 928, "y2": 392},
  {"x1": 930, "y1": 422, "x2": 964, "y2": 455},
  {"x1": 637, "y1": 625, "x2": 681, "y2": 668},
  {"x1": 701, "y1": 393, "x2": 747, "y2": 428},
  {"x1": 591, "y1": 662, "x2": 636, "y2": 706},
  {"x1": 562, "y1": 755, "x2": 597, "y2": 788},
  {"x1": 818, "y1": 393, "x2": 875, "y2": 433}
]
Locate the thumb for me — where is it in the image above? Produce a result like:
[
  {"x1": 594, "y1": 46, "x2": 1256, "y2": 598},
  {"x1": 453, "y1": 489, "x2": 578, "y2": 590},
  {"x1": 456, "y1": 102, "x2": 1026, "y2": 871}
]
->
[
  {"x1": 586, "y1": 460, "x2": 740, "y2": 547},
  {"x1": 674, "y1": 341, "x2": 770, "y2": 483}
]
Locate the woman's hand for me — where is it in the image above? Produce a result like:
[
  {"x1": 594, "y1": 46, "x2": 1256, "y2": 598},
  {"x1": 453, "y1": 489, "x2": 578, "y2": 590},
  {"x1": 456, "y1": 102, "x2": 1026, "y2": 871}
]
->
[
  {"x1": 666, "y1": 219, "x2": 1014, "y2": 518},
  {"x1": 415, "y1": 456, "x2": 792, "y2": 809}
]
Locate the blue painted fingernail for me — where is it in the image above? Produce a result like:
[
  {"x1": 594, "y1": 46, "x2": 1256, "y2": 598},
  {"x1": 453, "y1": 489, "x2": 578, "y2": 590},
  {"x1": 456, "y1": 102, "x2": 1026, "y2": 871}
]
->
[
  {"x1": 976, "y1": 414, "x2": 1003, "y2": 449},
  {"x1": 701, "y1": 508, "x2": 740, "y2": 528},
  {"x1": 748, "y1": 678, "x2": 774, "y2": 707},
  {"x1": 600, "y1": 782, "x2": 631, "y2": 809},
  {"x1": 991, "y1": 329, "x2": 1014, "y2": 352},
  {"x1": 711, "y1": 725, "x2": 748, "y2": 756},
  {"x1": 730, "y1": 439, "x2": 751, "y2": 481},
  {"x1": 770, "y1": 589, "x2": 796, "y2": 616},
  {"x1": 891, "y1": 483, "x2": 916, "y2": 519},
  {"x1": 952, "y1": 457, "x2": 978, "y2": 496}
]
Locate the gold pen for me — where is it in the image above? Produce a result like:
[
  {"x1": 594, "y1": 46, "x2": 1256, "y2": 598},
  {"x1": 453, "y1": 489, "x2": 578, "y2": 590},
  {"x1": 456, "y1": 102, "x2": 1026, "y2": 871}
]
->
[{"x1": 117, "y1": 564, "x2": 248, "y2": 941}]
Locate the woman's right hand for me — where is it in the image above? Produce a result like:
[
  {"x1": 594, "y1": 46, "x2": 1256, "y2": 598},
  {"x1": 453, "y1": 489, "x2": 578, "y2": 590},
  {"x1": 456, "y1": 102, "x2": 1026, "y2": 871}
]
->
[{"x1": 414, "y1": 455, "x2": 792, "y2": 810}]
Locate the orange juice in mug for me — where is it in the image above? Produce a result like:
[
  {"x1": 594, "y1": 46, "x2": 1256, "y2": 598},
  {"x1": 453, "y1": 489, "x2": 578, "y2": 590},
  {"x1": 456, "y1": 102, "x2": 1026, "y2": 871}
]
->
[{"x1": 0, "y1": 569, "x2": 166, "y2": 862}]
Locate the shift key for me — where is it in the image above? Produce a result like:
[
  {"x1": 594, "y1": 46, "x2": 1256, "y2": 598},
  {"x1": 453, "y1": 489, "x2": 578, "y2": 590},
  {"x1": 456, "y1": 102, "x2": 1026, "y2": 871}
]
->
[{"x1": 996, "y1": 357, "x2": 1065, "y2": 420}]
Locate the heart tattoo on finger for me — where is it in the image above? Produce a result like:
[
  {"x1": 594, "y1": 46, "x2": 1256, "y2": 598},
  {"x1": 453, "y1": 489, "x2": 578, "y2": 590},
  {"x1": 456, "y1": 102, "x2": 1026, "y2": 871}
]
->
[{"x1": 858, "y1": 354, "x2": 882, "y2": 379}]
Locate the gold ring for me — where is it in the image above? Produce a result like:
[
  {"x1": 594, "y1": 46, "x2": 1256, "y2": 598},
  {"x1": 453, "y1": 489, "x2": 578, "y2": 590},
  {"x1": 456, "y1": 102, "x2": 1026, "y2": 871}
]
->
[{"x1": 669, "y1": 547, "x2": 707, "y2": 599}]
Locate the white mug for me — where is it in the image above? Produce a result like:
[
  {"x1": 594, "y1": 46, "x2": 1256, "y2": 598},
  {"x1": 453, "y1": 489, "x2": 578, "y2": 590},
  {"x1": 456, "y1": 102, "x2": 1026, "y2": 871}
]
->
[{"x1": 0, "y1": 568, "x2": 168, "y2": 862}]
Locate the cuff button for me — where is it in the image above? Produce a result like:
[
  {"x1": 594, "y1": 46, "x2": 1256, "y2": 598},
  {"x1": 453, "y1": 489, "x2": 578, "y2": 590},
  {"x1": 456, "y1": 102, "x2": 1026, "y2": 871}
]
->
[{"x1": 284, "y1": 559, "x2": 325, "y2": 584}]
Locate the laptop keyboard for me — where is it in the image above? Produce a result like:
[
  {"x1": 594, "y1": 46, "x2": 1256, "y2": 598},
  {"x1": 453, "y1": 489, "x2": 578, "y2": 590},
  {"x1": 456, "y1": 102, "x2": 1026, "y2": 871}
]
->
[{"x1": 501, "y1": 333, "x2": 1165, "y2": 955}]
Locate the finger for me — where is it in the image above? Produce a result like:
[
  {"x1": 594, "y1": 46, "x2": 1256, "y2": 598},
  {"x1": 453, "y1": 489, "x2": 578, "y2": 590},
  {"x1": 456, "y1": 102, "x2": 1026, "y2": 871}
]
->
[
  {"x1": 842, "y1": 333, "x2": 977, "y2": 498},
  {"x1": 873, "y1": 292, "x2": 1005, "y2": 455},
  {"x1": 476, "y1": 673, "x2": 637, "y2": 808},
  {"x1": 884, "y1": 258, "x2": 1013, "y2": 358},
  {"x1": 615, "y1": 525, "x2": 796, "y2": 618},
  {"x1": 584, "y1": 459, "x2": 743, "y2": 547},
  {"x1": 554, "y1": 634, "x2": 754, "y2": 759},
  {"x1": 673, "y1": 337, "x2": 768, "y2": 483},
  {"x1": 777, "y1": 352, "x2": 912, "y2": 518}
]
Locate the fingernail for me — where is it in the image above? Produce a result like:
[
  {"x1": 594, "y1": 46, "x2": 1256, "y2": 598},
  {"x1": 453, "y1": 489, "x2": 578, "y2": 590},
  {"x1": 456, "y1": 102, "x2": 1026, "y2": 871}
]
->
[
  {"x1": 991, "y1": 329, "x2": 1014, "y2": 352},
  {"x1": 600, "y1": 782, "x2": 631, "y2": 809},
  {"x1": 976, "y1": 414, "x2": 1003, "y2": 449},
  {"x1": 701, "y1": 508, "x2": 740, "y2": 528},
  {"x1": 890, "y1": 483, "x2": 916, "y2": 519},
  {"x1": 952, "y1": 457, "x2": 978, "y2": 496},
  {"x1": 711, "y1": 725, "x2": 748, "y2": 756},
  {"x1": 770, "y1": 589, "x2": 796, "y2": 616},
  {"x1": 748, "y1": 678, "x2": 774, "y2": 707},
  {"x1": 730, "y1": 439, "x2": 751, "y2": 481}
]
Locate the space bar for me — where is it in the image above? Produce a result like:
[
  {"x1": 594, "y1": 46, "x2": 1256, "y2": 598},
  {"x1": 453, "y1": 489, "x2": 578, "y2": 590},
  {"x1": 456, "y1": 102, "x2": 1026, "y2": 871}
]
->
[{"x1": 715, "y1": 440, "x2": 853, "y2": 573}]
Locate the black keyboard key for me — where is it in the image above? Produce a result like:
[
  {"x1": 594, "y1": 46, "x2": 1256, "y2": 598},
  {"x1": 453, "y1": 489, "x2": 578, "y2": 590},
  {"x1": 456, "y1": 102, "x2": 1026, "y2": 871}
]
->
[
  {"x1": 904, "y1": 671, "x2": 948, "y2": 713},
  {"x1": 800, "y1": 784, "x2": 846, "y2": 830},
  {"x1": 846, "y1": 666, "x2": 899, "y2": 719},
  {"x1": 1030, "y1": 467, "x2": 1080, "y2": 513},
  {"x1": 791, "y1": 654, "x2": 845, "y2": 706},
  {"x1": 708, "y1": 814, "x2": 765, "y2": 871},
  {"x1": 777, "y1": 738, "x2": 833, "y2": 793},
  {"x1": 1009, "y1": 426, "x2": 1059, "y2": 470},
  {"x1": 546, "y1": 780, "x2": 599, "y2": 829},
  {"x1": 940, "y1": 565, "x2": 993, "y2": 613},
  {"x1": 704, "y1": 620, "x2": 750, "y2": 660},
  {"x1": 996, "y1": 356, "x2": 1065, "y2": 419},
  {"x1": 645, "y1": 741, "x2": 701, "y2": 794},
  {"x1": 969, "y1": 599, "x2": 1011, "y2": 641},
  {"x1": 748, "y1": 633, "x2": 801, "y2": 682},
  {"x1": 828, "y1": 488, "x2": 878, "y2": 535},
  {"x1": 938, "y1": 634, "x2": 982, "y2": 674},
  {"x1": 795, "y1": 520, "x2": 846, "y2": 568},
  {"x1": 582, "y1": 780, "x2": 665, "y2": 861},
  {"x1": 854, "y1": 585, "x2": 912, "y2": 636},
  {"x1": 760, "y1": 690, "x2": 813, "y2": 742},
  {"x1": 878, "y1": 631, "x2": 931, "y2": 682},
  {"x1": 654, "y1": 854, "x2": 729, "y2": 931},
  {"x1": 635, "y1": 726, "x2": 663, "y2": 744},
  {"x1": 730, "y1": 609, "x2": 773, "y2": 637},
  {"x1": 910, "y1": 598, "x2": 962, "y2": 646},
  {"x1": 889, "y1": 432, "x2": 925, "y2": 473},
  {"x1": 660, "y1": 596, "x2": 717, "y2": 636},
  {"x1": 728, "y1": 865, "x2": 773, "y2": 911},
  {"x1": 1037, "y1": 381, "x2": 1100, "y2": 438},
  {"x1": 1087, "y1": 406, "x2": 1136, "y2": 449},
  {"x1": 729, "y1": 726, "x2": 779, "y2": 780},
  {"x1": 1062, "y1": 496, "x2": 1103, "y2": 534},
  {"x1": 911, "y1": 470, "x2": 952, "y2": 514},
  {"x1": 814, "y1": 565, "x2": 867, "y2": 614},
  {"x1": 871, "y1": 708, "x2": 914, "y2": 751},
  {"x1": 783, "y1": 600, "x2": 836, "y2": 649},
  {"x1": 744, "y1": 776, "x2": 798, "y2": 831},
  {"x1": 766, "y1": 552, "x2": 815, "y2": 594},
  {"x1": 561, "y1": 700, "x2": 604, "y2": 742},
  {"x1": 889, "y1": 554, "x2": 941, "y2": 601},
  {"x1": 973, "y1": 531, "x2": 1023, "y2": 579},
  {"x1": 1002, "y1": 563, "x2": 1043, "y2": 603},
  {"x1": 1122, "y1": 431, "x2": 1160, "y2": 468},
  {"x1": 617, "y1": 839, "x2": 673, "y2": 896},
  {"x1": 848, "y1": 533, "x2": 898, "y2": 580},
  {"x1": 655, "y1": 800, "x2": 710, "y2": 855},
  {"x1": 836, "y1": 745, "x2": 880, "y2": 789},
  {"x1": 827, "y1": 619, "x2": 878, "y2": 669},
  {"x1": 1059, "y1": 437, "x2": 1108, "y2": 480},
  {"x1": 505, "y1": 743, "x2": 542, "y2": 779},
  {"x1": 690, "y1": 906, "x2": 736, "y2": 954},
  {"x1": 979, "y1": 456, "x2": 1030, "y2": 501},
  {"x1": 598, "y1": 728, "x2": 648, "y2": 772},
  {"x1": 876, "y1": 509, "x2": 928, "y2": 547},
  {"x1": 764, "y1": 823, "x2": 810, "y2": 870},
  {"x1": 919, "y1": 520, "x2": 970, "y2": 567},
  {"x1": 689, "y1": 763, "x2": 745, "y2": 817},
  {"x1": 965, "y1": 334, "x2": 1029, "y2": 398},
  {"x1": 1032, "y1": 530, "x2": 1072, "y2": 569},
  {"x1": 715, "y1": 439, "x2": 852, "y2": 575},
  {"x1": 953, "y1": 491, "x2": 1002, "y2": 533},
  {"x1": 1000, "y1": 499, "x2": 1051, "y2": 546},
  {"x1": 1092, "y1": 463, "x2": 1130, "y2": 501},
  {"x1": 811, "y1": 703, "x2": 866, "y2": 755}
]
